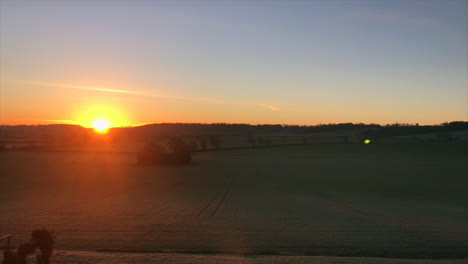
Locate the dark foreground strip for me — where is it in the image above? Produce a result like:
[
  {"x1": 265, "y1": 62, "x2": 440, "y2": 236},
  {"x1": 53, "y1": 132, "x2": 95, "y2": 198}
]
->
[
  {"x1": 95, "y1": 249, "x2": 468, "y2": 259},
  {"x1": 96, "y1": 249, "x2": 298, "y2": 256}
]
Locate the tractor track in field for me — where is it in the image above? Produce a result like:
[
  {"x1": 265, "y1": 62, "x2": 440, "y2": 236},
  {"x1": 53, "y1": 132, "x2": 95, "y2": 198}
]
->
[
  {"x1": 311, "y1": 191, "x2": 468, "y2": 235},
  {"x1": 2, "y1": 175, "x2": 189, "y2": 223},
  {"x1": 140, "y1": 176, "x2": 215, "y2": 220},
  {"x1": 208, "y1": 177, "x2": 234, "y2": 217},
  {"x1": 314, "y1": 191, "x2": 374, "y2": 220},
  {"x1": 313, "y1": 190, "x2": 420, "y2": 228},
  {"x1": 194, "y1": 175, "x2": 234, "y2": 218},
  {"x1": 194, "y1": 185, "x2": 223, "y2": 217}
]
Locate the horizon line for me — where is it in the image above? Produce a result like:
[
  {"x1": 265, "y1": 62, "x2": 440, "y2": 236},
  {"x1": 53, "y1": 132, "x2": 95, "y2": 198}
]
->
[{"x1": 1, "y1": 120, "x2": 466, "y2": 128}]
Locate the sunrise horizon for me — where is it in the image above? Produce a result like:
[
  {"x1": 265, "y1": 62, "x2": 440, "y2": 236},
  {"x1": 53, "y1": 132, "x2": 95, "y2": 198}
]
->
[
  {"x1": 2, "y1": 119, "x2": 467, "y2": 128},
  {"x1": 1, "y1": 1, "x2": 467, "y2": 263},
  {"x1": 1, "y1": 1, "x2": 467, "y2": 129}
]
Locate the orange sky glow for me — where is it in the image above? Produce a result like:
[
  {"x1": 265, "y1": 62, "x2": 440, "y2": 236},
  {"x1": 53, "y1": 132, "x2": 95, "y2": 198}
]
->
[
  {"x1": 1, "y1": 78, "x2": 465, "y2": 127},
  {"x1": 1, "y1": 1, "x2": 466, "y2": 127}
]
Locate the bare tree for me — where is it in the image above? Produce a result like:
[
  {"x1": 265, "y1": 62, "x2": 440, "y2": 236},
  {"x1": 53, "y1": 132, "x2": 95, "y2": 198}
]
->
[
  {"x1": 198, "y1": 136, "x2": 208, "y2": 150},
  {"x1": 209, "y1": 135, "x2": 221, "y2": 149},
  {"x1": 247, "y1": 134, "x2": 256, "y2": 147}
]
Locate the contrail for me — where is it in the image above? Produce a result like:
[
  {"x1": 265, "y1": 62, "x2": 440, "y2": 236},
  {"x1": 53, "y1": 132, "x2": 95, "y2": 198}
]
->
[
  {"x1": 260, "y1": 104, "x2": 280, "y2": 111},
  {"x1": 4, "y1": 118, "x2": 82, "y2": 124},
  {"x1": 12, "y1": 80, "x2": 232, "y2": 104},
  {"x1": 10, "y1": 79, "x2": 282, "y2": 111},
  {"x1": 13, "y1": 80, "x2": 138, "y2": 95}
]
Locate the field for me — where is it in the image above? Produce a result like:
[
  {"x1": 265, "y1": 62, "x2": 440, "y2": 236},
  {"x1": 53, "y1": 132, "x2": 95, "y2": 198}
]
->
[{"x1": 0, "y1": 142, "x2": 467, "y2": 263}]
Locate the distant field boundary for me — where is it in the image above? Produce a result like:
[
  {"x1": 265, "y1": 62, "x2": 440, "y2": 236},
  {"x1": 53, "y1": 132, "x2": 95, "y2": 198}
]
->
[
  {"x1": 5, "y1": 140, "x2": 462, "y2": 155},
  {"x1": 3, "y1": 142, "x2": 346, "y2": 155},
  {"x1": 5, "y1": 148, "x2": 137, "y2": 155},
  {"x1": 194, "y1": 142, "x2": 331, "y2": 152}
]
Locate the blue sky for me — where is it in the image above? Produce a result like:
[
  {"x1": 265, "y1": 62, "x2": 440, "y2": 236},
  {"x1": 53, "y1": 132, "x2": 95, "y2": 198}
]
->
[{"x1": 1, "y1": 0, "x2": 467, "y2": 125}]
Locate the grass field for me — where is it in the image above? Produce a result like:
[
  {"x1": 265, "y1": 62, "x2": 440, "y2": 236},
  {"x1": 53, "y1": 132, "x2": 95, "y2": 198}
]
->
[{"x1": 1, "y1": 142, "x2": 467, "y2": 262}]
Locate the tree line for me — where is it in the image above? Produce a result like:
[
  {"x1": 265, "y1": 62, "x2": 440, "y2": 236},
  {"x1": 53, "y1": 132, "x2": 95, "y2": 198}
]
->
[{"x1": 1, "y1": 121, "x2": 466, "y2": 143}]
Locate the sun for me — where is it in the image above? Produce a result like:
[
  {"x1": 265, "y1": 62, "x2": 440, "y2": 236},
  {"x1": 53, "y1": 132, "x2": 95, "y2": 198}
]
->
[{"x1": 92, "y1": 119, "x2": 110, "y2": 133}]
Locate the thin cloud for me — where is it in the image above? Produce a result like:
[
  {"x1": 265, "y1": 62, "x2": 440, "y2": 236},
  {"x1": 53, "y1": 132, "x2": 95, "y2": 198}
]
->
[
  {"x1": 4, "y1": 118, "x2": 82, "y2": 124},
  {"x1": 260, "y1": 104, "x2": 280, "y2": 111},
  {"x1": 9, "y1": 79, "x2": 285, "y2": 114},
  {"x1": 14, "y1": 80, "x2": 138, "y2": 95},
  {"x1": 11, "y1": 80, "x2": 234, "y2": 104}
]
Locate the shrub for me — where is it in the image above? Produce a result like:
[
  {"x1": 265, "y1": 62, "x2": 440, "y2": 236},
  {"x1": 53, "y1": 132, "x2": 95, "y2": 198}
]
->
[
  {"x1": 2, "y1": 229, "x2": 55, "y2": 264},
  {"x1": 198, "y1": 136, "x2": 208, "y2": 150},
  {"x1": 209, "y1": 135, "x2": 221, "y2": 149},
  {"x1": 247, "y1": 134, "x2": 256, "y2": 147},
  {"x1": 137, "y1": 140, "x2": 193, "y2": 166}
]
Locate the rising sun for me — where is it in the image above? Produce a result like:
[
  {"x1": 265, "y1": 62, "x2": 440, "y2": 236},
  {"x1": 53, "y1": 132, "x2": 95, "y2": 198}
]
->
[{"x1": 92, "y1": 119, "x2": 110, "y2": 133}]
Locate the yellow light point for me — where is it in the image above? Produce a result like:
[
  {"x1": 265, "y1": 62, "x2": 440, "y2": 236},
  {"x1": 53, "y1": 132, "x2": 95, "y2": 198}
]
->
[
  {"x1": 92, "y1": 119, "x2": 110, "y2": 133},
  {"x1": 364, "y1": 139, "x2": 371, "y2": 144}
]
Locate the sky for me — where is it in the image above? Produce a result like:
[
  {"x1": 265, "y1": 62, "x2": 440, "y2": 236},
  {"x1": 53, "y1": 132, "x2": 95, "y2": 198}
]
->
[{"x1": 1, "y1": 0, "x2": 467, "y2": 126}]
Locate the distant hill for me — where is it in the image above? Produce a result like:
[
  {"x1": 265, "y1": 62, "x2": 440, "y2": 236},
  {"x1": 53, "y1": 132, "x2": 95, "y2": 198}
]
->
[{"x1": 1, "y1": 121, "x2": 467, "y2": 140}]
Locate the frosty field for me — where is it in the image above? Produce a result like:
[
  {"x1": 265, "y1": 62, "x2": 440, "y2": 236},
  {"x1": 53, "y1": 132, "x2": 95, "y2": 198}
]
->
[{"x1": 1, "y1": 143, "x2": 467, "y2": 262}]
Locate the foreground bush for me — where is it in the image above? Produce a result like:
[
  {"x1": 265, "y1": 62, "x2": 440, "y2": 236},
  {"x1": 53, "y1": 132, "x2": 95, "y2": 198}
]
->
[
  {"x1": 137, "y1": 139, "x2": 193, "y2": 166},
  {"x1": 2, "y1": 229, "x2": 55, "y2": 264}
]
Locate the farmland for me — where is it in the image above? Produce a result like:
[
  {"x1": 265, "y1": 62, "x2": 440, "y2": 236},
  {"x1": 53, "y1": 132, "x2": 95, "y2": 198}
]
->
[{"x1": 0, "y1": 142, "x2": 467, "y2": 262}]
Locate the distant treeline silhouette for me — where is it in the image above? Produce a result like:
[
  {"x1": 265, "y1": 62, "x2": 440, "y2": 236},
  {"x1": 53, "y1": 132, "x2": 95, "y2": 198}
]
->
[
  {"x1": 109, "y1": 121, "x2": 468, "y2": 139},
  {"x1": 0, "y1": 122, "x2": 467, "y2": 142},
  {"x1": 361, "y1": 122, "x2": 468, "y2": 139}
]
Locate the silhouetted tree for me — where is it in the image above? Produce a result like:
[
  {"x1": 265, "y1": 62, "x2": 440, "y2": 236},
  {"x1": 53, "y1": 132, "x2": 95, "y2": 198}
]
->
[
  {"x1": 247, "y1": 134, "x2": 256, "y2": 147},
  {"x1": 209, "y1": 135, "x2": 221, "y2": 149},
  {"x1": 168, "y1": 138, "x2": 193, "y2": 165},
  {"x1": 198, "y1": 136, "x2": 208, "y2": 150},
  {"x1": 138, "y1": 139, "x2": 193, "y2": 166},
  {"x1": 186, "y1": 139, "x2": 198, "y2": 151},
  {"x1": 137, "y1": 142, "x2": 167, "y2": 165},
  {"x1": 31, "y1": 229, "x2": 54, "y2": 264}
]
